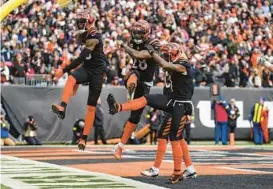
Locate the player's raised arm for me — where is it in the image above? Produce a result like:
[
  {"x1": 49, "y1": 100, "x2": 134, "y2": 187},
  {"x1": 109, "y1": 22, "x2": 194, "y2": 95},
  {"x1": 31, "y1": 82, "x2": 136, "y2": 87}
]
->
[
  {"x1": 121, "y1": 43, "x2": 152, "y2": 60},
  {"x1": 146, "y1": 43, "x2": 187, "y2": 73}
]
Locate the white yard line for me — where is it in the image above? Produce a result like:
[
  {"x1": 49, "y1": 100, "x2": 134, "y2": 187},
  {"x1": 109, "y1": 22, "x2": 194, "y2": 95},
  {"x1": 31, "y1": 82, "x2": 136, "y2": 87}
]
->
[
  {"x1": 1, "y1": 155, "x2": 168, "y2": 189},
  {"x1": 218, "y1": 166, "x2": 273, "y2": 174}
]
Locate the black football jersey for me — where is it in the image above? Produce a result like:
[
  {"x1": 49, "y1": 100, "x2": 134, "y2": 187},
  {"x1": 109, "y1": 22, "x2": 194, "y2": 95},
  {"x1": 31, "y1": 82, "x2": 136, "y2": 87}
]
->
[
  {"x1": 165, "y1": 61, "x2": 194, "y2": 101},
  {"x1": 80, "y1": 32, "x2": 109, "y2": 74},
  {"x1": 130, "y1": 38, "x2": 160, "y2": 82},
  {"x1": 163, "y1": 71, "x2": 172, "y2": 97}
]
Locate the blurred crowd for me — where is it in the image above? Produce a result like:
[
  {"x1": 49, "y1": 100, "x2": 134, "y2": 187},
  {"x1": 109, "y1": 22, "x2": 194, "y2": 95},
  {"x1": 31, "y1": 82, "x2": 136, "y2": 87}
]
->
[{"x1": 1, "y1": 0, "x2": 273, "y2": 88}]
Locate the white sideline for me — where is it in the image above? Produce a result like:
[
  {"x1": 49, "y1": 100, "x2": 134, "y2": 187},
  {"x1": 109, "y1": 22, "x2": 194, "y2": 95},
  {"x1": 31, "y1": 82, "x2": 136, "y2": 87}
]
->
[{"x1": 1, "y1": 155, "x2": 168, "y2": 189}]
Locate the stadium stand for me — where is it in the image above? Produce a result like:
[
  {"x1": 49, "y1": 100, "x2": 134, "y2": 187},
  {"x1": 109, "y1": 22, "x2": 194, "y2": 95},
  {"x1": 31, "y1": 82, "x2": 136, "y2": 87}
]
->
[{"x1": 1, "y1": 0, "x2": 272, "y2": 87}]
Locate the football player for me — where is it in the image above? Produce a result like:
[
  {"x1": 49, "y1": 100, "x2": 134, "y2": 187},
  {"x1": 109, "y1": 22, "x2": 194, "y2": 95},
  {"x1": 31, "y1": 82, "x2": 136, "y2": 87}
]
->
[
  {"x1": 113, "y1": 20, "x2": 160, "y2": 160},
  {"x1": 52, "y1": 11, "x2": 108, "y2": 151},
  {"x1": 107, "y1": 42, "x2": 195, "y2": 184}
]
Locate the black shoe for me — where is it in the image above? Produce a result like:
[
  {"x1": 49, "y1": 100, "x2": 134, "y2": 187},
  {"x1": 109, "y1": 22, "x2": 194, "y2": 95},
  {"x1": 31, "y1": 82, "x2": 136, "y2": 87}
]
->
[
  {"x1": 52, "y1": 104, "x2": 66, "y2": 119},
  {"x1": 107, "y1": 94, "x2": 119, "y2": 115},
  {"x1": 127, "y1": 83, "x2": 136, "y2": 101},
  {"x1": 78, "y1": 138, "x2": 87, "y2": 151}
]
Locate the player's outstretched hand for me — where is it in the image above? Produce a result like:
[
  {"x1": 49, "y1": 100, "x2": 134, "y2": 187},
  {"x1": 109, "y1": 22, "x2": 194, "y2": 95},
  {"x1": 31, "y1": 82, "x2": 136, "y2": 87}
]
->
[{"x1": 116, "y1": 40, "x2": 124, "y2": 49}]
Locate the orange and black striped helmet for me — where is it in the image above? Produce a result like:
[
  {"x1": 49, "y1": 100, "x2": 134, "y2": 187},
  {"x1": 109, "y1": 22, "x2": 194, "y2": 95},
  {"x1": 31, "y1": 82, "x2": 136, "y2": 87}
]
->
[
  {"x1": 131, "y1": 20, "x2": 151, "y2": 44},
  {"x1": 76, "y1": 11, "x2": 96, "y2": 34},
  {"x1": 160, "y1": 42, "x2": 187, "y2": 62}
]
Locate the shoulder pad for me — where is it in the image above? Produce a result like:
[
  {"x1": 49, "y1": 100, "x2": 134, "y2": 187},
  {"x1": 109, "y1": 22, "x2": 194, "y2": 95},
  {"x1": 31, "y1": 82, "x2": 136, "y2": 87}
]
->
[
  {"x1": 147, "y1": 38, "x2": 161, "y2": 50},
  {"x1": 87, "y1": 32, "x2": 101, "y2": 39}
]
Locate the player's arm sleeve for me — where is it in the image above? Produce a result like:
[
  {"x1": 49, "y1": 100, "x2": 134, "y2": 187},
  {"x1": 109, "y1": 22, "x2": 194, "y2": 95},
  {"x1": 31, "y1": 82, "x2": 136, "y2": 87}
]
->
[
  {"x1": 151, "y1": 53, "x2": 187, "y2": 73},
  {"x1": 63, "y1": 39, "x2": 98, "y2": 73}
]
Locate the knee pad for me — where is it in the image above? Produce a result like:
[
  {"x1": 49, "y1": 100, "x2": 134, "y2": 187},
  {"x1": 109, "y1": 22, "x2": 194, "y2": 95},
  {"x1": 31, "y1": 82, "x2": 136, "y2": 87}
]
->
[
  {"x1": 128, "y1": 113, "x2": 142, "y2": 124},
  {"x1": 87, "y1": 93, "x2": 100, "y2": 106}
]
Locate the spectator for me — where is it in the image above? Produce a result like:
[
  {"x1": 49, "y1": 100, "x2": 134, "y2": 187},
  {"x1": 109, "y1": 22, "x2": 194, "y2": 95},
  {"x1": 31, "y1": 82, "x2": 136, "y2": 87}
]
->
[
  {"x1": 223, "y1": 59, "x2": 238, "y2": 87},
  {"x1": 227, "y1": 98, "x2": 240, "y2": 145},
  {"x1": 239, "y1": 54, "x2": 250, "y2": 87},
  {"x1": 248, "y1": 97, "x2": 266, "y2": 145},
  {"x1": 12, "y1": 53, "x2": 25, "y2": 77},
  {"x1": 249, "y1": 69, "x2": 262, "y2": 88},
  {"x1": 262, "y1": 68, "x2": 273, "y2": 88},
  {"x1": 1, "y1": 61, "x2": 11, "y2": 84},
  {"x1": 1, "y1": 0, "x2": 273, "y2": 87},
  {"x1": 1, "y1": 114, "x2": 15, "y2": 146},
  {"x1": 212, "y1": 96, "x2": 229, "y2": 145},
  {"x1": 23, "y1": 115, "x2": 42, "y2": 145},
  {"x1": 94, "y1": 98, "x2": 107, "y2": 145},
  {"x1": 72, "y1": 119, "x2": 85, "y2": 145}
]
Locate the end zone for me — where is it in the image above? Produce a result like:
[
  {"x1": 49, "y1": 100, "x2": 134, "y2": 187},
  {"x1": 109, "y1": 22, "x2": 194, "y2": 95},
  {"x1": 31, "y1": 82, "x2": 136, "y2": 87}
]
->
[{"x1": 1, "y1": 155, "x2": 167, "y2": 189}]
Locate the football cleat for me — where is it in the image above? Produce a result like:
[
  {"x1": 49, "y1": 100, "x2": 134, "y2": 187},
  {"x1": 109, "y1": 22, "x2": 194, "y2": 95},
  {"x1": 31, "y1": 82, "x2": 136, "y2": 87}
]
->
[
  {"x1": 113, "y1": 144, "x2": 123, "y2": 160},
  {"x1": 127, "y1": 83, "x2": 136, "y2": 101},
  {"x1": 141, "y1": 168, "x2": 159, "y2": 178},
  {"x1": 181, "y1": 169, "x2": 197, "y2": 180},
  {"x1": 168, "y1": 173, "x2": 182, "y2": 184},
  {"x1": 107, "y1": 94, "x2": 119, "y2": 115},
  {"x1": 78, "y1": 138, "x2": 87, "y2": 151},
  {"x1": 52, "y1": 104, "x2": 66, "y2": 119}
]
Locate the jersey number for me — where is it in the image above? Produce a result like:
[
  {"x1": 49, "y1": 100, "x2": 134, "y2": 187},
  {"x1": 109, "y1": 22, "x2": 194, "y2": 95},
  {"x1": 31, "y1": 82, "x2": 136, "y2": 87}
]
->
[
  {"x1": 133, "y1": 60, "x2": 148, "y2": 71},
  {"x1": 164, "y1": 72, "x2": 173, "y2": 92}
]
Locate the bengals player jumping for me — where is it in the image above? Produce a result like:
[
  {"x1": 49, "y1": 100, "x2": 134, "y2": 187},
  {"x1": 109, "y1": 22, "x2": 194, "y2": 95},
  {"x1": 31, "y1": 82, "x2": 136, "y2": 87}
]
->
[
  {"x1": 52, "y1": 11, "x2": 108, "y2": 151},
  {"x1": 107, "y1": 42, "x2": 195, "y2": 184},
  {"x1": 113, "y1": 20, "x2": 160, "y2": 160}
]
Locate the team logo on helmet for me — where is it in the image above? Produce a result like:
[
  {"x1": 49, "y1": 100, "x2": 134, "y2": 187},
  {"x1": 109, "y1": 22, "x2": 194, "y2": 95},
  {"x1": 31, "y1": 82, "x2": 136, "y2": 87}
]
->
[{"x1": 131, "y1": 20, "x2": 151, "y2": 44}]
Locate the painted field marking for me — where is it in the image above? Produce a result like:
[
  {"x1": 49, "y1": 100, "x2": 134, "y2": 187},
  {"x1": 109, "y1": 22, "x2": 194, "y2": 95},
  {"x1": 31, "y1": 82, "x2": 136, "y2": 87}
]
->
[
  {"x1": 194, "y1": 149, "x2": 273, "y2": 158},
  {"x1": 1, "y1": 155, "x2": 168, "y2": 189},
  {"x1": 218, "y1": 166, "x2": 273, "y2": 174}
]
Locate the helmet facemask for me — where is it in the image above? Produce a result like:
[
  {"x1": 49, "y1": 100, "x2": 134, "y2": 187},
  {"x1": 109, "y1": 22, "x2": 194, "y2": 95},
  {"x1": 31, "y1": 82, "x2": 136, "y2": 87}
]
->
[
  {"x1": 160, "y1": 43, "x2": 182, "y2": 63},
  {"x1": 132, "y1": 28, "x2": 146, "y2": 44},
  {"x1": 131, "y1": 20, "x2": 150, "y2": 45},
  {"x1": 76, "y1": 18, "x2": 88, "y2": 35},
  {"x1": 75, "y1": 12, "x2": 96, "y2": 35}
]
